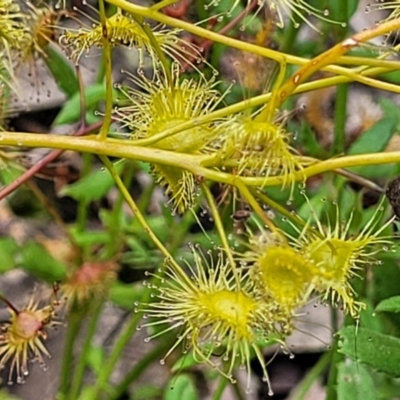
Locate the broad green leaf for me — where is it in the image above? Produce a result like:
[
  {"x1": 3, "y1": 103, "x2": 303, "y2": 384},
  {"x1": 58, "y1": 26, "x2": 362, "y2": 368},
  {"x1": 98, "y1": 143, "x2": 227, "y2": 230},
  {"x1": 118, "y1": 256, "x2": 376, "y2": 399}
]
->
[
  {"x1": 328, "y1": 0, "x2": 359, "y2": 22},
  {"x1": 53, "y1": 83, "x2": 117, "y2": 126},
  {"x1": 0, "y1": 237, "x2": 18, "y2": 272},
  {"x1": 374, "y1": 258, "x2": 400, "y2": 302},
  {"x1": 376, "y1": 296, "x2": 400, "y2": 314},
  {"x1": 358, "y1": 300, "x2": 385, "y2": 333},
  {"x1": 348, "y1": 118, "x2": 395, "y2": 155},
  {"x1": 339, "y1": 326, "x2": 400, "y2": 376},
  {"x1": 0, "y1": 165, "x2": 24, "y2": 186},
  {"x1": 20, "y1": 241, "x2": 68, "y2": 281},
  {"x1": 59, "y1": 161, "x2": 125, "y2": 202},
  {"x1": 380, "y1": 98, "x2": 400, "y2": 124},
  {"x1": 347, "y1": 118, "x2": 397, "y2": 178},
  {"x1": 337, "y1": 360, "x2": 377, "y2": 400},
  {"x1": 164, "y1": 374, "x2": 198, "y2": 400},
  {"x1": 43, "y1": 46, "x2": 79, "y2": 97}
]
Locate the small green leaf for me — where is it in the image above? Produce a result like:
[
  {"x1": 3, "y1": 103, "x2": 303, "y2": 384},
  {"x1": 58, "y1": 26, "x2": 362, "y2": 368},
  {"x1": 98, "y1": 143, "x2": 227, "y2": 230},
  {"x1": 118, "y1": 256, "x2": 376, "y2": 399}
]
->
[
  {"x1": 20, "y1": 241, "x2": 68, "y2": 282},
  {"x1": 163, "y1": 374, "x2": 198, "y2": 400},
  {"x1": 337, "y1": 360, "x2": 377, "y2": 400},
  {"x1": 347, "y1": 118, "x2": 397, "y2": 178},
  {"x1": 86, "y1": 345, "x2": 105, "y2": 375},
  {"x1": 59, "y1": 161, "x2": 125, "y2": 202},
  {"x1": 43, "y1": 46, "x2": 79, "y2": 97},
  {"x1": 109, "y1": 282, "x2": 146, "y2": 310},
  {"x1": 358, "y1": 300, "x2": 385, "y2": 333},
  {"x1": 171, "y1": 353, "x2": 198, "y2": 373},
  {"x1": 0, "y1": 237, "x2": 18, "y2": 272},
  {"x1": 339, "y1": 326, "x2": 400, "y2": 376},
  {"x1": 348, "y1": 118, "x2": 395, "y2": 155},
  {"x1": 376, "y1": 296, "x2": 400, "y2": 314},
  {"x1": 133, "y1": 385, "x2": 162, "y2": 400},
  {"x1": 53, "y1": 83, "x2": 117, "y2": 126}
]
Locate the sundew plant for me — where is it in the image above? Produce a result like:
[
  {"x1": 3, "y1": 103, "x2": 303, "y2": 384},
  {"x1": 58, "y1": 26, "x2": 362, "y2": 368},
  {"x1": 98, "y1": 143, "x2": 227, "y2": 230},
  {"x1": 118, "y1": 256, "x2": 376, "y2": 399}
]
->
[{"x1": 2, "y1": 0, "x2": 400, "y2": 399}]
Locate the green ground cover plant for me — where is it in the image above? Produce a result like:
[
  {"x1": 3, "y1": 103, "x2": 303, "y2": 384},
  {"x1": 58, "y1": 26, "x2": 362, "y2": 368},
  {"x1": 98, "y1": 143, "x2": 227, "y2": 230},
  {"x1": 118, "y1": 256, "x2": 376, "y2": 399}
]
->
[{"x1": 2, "y1": 0, "x2": 400, "y2": 399}]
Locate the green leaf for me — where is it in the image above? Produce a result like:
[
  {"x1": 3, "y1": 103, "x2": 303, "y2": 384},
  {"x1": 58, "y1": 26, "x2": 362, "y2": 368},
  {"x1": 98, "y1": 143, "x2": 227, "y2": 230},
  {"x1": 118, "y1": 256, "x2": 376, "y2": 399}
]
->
[
  {"x1": 339, "y1": 326, "x2": 400, "y2": 376},
  {"x1": 347, "y1": 118, "x2": 397, "y2": 178},
  {"x1": 53, "y1": 83, "x2": 117, "y2": 126},
  {"x1": 59, "y1": 161, "x2": 125, "y2": 202},
  {"x1": 86, "y1": 345, "x2": 105, "y2": 375},
  {"x1": 0, "y1": 389, "x2": 23, "y2": 400},
  {"x1": 133, "y1": 385, "x2": 162, "y2": 400},
  {"x1": 109, "y1": 282, "x2": 146, "y2": 310},
  {"x1": 43, "y1": 46, "x2": 79, "y2": 97},
  {"x1": 329, "y1": 0, "x2": 359, "y2": 22},
  {"x1": 376, "y1": 296, "x2": 400, "y2": 314},
  {"x1": 163, "y1": 374, "x2": 198, "y2": 400},
  {"x1": 0, "y1": 237, "x2": 18, "y2": 272},
  {"x1": 358, "y1": 300, "x2": 385, "y2": 333},
  {"x1": 20, "y1": 241, "x2": 68, "y2": 281},
  {"x1": 171, "y1": 353, "x2": 198, "y2": 373},
  {"x1": 337, "y1": 360, "x2": 378, "y2": 400},
  {"x1": 348, "y1": 118, "x2": 396, "y2": 155},
  {"x1": 374, "y1": 258, "x2": 400, "y2": 301}
]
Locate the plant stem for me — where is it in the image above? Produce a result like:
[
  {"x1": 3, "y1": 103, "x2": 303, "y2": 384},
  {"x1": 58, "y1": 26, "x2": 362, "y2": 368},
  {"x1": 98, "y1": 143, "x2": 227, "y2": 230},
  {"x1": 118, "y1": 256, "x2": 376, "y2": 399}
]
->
[
  {"x1": 59, "y1": 304, "x2": 87, "y2": 399},
  {"x1": 201, "y1": 183, "x2": 238, "y2": 284},
  {"x1": 98, "y1": 0, "x2": 113, "y2": 141},
  {"x1": 108, "y1": 337, "x2": 173, "y2": 400},
  {"x1": 234, "y1": 180, "x2": 278, "y2": 233},
  {"x1": 105, "y1": 0, "x2": 400, "y2": 80},
  {"x1": 86, "y1": 301, "x2": 146, "y2": 400},
  {"x1": 0, "y1": 121, "x2": 102, "y2": 201},
  {"x1": 251, "y1": 188, "x2": 307, "y2": 228},
  {"x1": 212, "y1": 376, "x2": 229, "y2": 400},
  {"x1": 292, "y1": 351, "x2": 330, "y2": 400},
  {"x1": 333, "y1": 84, "x2": 348, "y2": 155},
  {"x1": 68, "y1": 299, "x2": 104, "y2": 400},
  {"x1": 99, "y1": 155, "x2": 195, "y2": 289},
  {"x1": 3, "y1": 132, "x2": 400, "y2": 188},
  {"x1": 281, "y1": 19, "x2": 299, "y2": 54},
  {"x1": 130, "y1": 13, "x2": 173, "y2": 84},
  {"x1": 326, "y1": 309, "x2": 342, "y2": 400}
]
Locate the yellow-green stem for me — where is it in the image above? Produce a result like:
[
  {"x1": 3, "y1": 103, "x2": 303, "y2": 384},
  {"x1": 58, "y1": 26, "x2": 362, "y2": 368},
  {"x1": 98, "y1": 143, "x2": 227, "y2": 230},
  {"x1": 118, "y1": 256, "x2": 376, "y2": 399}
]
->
[
  {"x1": 98, "y1": 0, "x2": 114, "y2": 141},
  {"x1": 99, "y1": 155, "x2": 196, "y2": 289},
  {"x1": 2, "y1": 132, "x2": 400, "y2": 188},
  {"x1": 129, "y1": 14, "x2": 173, "y2": 84},
  {"x1": 124, "y1": 67, "x2": 400, "y2": 151},
  {"x1": 271, "y1": 16, "x2": 400, "y2": 110},
  {"x1": 234, "y1": 179, "x2": 278, "y2": 234},
  {"x1": 151, "y1": 0, "x2": 179, "y2": 11},
  {"x1": 105, "y1": 0, "x2": 400, "y2": 81},
  {"x1": 201, "y1": 183, "x2": 239, "y2": 285}
]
